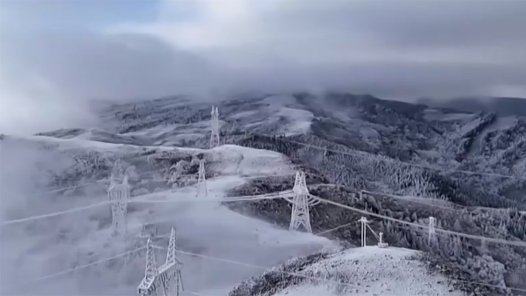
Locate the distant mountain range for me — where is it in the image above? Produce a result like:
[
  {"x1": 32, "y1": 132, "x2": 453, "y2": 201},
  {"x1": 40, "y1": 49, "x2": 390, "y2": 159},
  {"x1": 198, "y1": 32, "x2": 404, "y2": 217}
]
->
[{"x1": 418, "y1": 97, "x2": 526, "y2": 117}]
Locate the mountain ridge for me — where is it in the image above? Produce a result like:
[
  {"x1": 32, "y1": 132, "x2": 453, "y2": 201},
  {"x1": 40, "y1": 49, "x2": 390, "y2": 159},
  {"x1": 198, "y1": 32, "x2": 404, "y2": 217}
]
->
[{"x1": 418, "y1": 96, "x2": 526, "y2": 117}]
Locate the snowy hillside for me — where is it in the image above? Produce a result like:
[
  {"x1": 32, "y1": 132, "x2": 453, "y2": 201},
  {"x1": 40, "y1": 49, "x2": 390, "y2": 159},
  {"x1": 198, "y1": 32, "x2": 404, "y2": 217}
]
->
[
  {"x1": 43, "y1": 93, "x2": 526, "y2": 208},
  {"x1": 232, "y1": 246, "x2": 464, "y2": 296},
  {"x1": 0, "y1": 135, "x2": 337, "y2": 295}
]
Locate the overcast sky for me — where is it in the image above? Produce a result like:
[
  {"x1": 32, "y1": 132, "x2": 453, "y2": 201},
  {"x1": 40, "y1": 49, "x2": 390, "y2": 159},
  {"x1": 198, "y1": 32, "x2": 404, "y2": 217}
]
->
[{"x1": 1, "y1": 0, "x2": 526, "y2": 134}]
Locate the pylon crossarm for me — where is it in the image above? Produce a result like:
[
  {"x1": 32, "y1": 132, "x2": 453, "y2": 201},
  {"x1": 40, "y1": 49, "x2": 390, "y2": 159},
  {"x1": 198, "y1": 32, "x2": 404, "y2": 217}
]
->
[
  {"x1": 283, "y1": 195, "x2": 295, "y2": 204},
  {"x1": 307, "y1": 195, "x2": 321, "y2": 206}
]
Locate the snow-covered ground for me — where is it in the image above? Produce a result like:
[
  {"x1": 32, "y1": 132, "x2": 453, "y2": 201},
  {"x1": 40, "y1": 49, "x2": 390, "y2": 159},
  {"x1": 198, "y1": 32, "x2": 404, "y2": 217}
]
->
[
  {"x1": 0, "y1": 135, "x2": 338, "y2": 296},
  {"x1": 273, "y1": 246, "x2": 463, "y2": 296}
]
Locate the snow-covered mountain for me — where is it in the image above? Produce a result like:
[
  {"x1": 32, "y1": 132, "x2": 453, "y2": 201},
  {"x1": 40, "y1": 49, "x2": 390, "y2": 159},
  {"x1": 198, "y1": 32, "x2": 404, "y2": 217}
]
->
[
  {"x1": 2, "y1": 92, "x2": 525, "y2": 296},
  {"x1": 49, "y1": 93, "x2": 526, "y2": 209},
  {"x1": 231, "y1": 246, "x2": 465, "y2": 296}
]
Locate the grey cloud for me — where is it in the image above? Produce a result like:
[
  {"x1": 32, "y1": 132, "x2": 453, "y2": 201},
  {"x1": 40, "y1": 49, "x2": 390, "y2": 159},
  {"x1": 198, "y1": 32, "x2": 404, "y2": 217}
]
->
[
  {"x1": 342, "y1": 1, "x2": 526, "y2": 48},
  {"x1": 256, "y1": 1, "x2": 526, "y2": 62},
  {"x1": 0, "y1": 26, "x2": 234, "y2": 133},
  {"x1": 0, "y1": 29, "x2": 226, "y2": 100},
  {"x1": 229, "y1": 60, "x2": 526, "y2": 100},
  {"x1": 1, "y1": 0, "x2": 526, "y2": 134}
]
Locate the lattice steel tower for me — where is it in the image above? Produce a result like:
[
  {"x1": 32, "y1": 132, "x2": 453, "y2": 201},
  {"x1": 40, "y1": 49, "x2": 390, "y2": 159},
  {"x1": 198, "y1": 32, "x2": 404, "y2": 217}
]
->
[
  {"x1": 137, "y1": 239, "x2": 159, "y2": 296},
  {"x1": 158, "y1": 228, "x2": 184, "y2": 296},
  {"x1": 286, "y1": 171, "x2": 319, "y2": 233},
  {"x1": 428, "y1": 216, "x2": 436, "y2": 245},
  {"x1": 108, "y1": 174, "x2": 129, "y2": 237},
  {"x1": 196, "y1": 159, "x2": 208, "y2": 198},
  {"x1": 209, "y1": 106, "x2": 220, "y2": 148}
]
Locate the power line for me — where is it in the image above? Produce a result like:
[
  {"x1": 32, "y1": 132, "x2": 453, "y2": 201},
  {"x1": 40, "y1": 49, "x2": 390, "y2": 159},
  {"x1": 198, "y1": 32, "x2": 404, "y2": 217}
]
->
[
  {"x1": 376, "y1": 225, "x2": 525, "y2": 293},
  {"x1": 4, "y1": 246, "x2": 146, "y2": 292},
  {"x1": 178, "y1": 241, "x2": 526, "y2": 293},
  {"x1": 6, "y1": 212, "x2": 524, "y2": 294},
  {"x1": 314, "y1": 184, "x2": 464, "y2": 212},
  {"x1": 312, "y1": 195, "x2": 526, "y2": 248},
  {"x1": 136, "y1": 191, "x2": 523, "y2": 250},
  {"x1": 4, "y1": 192, "x2": 523, "y2": 250},
  {"x1": 174, "y1": 249, "x2": 361, "y2": 290},
  {"x1": 315, "y1": 221, "x2": 358, "y2": 236},
  {"x1": 131, "y1": 193, "x2": 293, "y2": 204},
  {"x1": 20, "y1": 241, "x2": 525, "y2": 294},
  {"x1": 1, "y1": 175, "x2": 294, "y2": 226},
  {"x1": 0, "y1": 201, "x2": 111, "y2": 226},
  {"x1": 3, "y1": 184, "x2": 525, "y2": 249},
  {"x1": 44, "y1": 170, "x2": 159, "y2": 193},
  {"x1": 253, "y1": 133, "x2": 526, "y2": 181},
  {"x1": 9, "y1": 125, "x2": 523, "y2": 293},
  {"x1": 0, "y1": 191, "x2": 294, "y2": 226},
  {"x1": 44, "y1": 170, "x2": 294, "y2": 194},
  {"x1": 0, "y1": 188, "x2": 451, "y2": 228}
]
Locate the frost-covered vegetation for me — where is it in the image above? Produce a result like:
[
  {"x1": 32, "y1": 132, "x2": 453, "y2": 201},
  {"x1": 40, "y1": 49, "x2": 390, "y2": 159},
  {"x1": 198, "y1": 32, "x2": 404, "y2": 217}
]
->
[{"x1": 7, "y1": 93, "x2": 526, "y2": 296}]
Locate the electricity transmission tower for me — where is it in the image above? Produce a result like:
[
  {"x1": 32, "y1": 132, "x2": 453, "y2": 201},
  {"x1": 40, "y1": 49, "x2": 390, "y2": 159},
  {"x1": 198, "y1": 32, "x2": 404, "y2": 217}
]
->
[
  {"x1": 137, "y1": 239, "x2": 159, "y2": 296},
  {"x1": 108, "y1": 174, "x2": 129, "y2": 237},
  {"x1": 137, "y1": 229, "x2": 184, "y2": 296},
  {"x1": 196, "y1": 159, "x2": 208, "y2": 198},
  {"x1": 124, "y1": 223, "x2": 163, "y2": 268},
  {"x1": 111, "y1": 159, "x2": 125, "y2": 179},
  {"x1": 428, "y1": 216, "x2": 436, "y2": 245},
  {"x1": 158, "y1": 228, "x2": 184, "y2": 296},
  {"x1": 209, "y1": 106, "x2": 220, "y2": 148},
  {"x1": 285, "y1": 171, "x2": 319, "y2": 233}
]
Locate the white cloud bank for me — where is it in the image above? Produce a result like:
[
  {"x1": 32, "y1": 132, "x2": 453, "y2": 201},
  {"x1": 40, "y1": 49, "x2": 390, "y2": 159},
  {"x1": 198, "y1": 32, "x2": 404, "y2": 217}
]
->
[{"x1": 1, "y1": 0, "x2": 526, "y2": 134}]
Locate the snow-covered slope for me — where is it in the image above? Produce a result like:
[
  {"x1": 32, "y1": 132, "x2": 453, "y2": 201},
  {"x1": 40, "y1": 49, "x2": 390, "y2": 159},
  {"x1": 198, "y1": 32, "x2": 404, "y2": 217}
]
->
[
  {"x1": 274, "y1": 247, "x2": 463, "y2": 296},
  {"x1": 0, "y1": 135, "x2": 337, "y2": 296},
  {"x1": 89, "y1": 93, "x2": 526, "y2": 194},
  {"x1": 231, "y1": 246, "x2": 464, "y2": 296},
  {"x1": 51, "y1": 94, "x2": 526, "y2": 201}
]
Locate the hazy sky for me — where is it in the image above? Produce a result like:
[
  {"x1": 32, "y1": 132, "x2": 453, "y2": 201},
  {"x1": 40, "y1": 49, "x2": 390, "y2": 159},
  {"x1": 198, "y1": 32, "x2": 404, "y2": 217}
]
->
[{"x1": 1, "y1": 0, "x2": 526, "y2": 134}]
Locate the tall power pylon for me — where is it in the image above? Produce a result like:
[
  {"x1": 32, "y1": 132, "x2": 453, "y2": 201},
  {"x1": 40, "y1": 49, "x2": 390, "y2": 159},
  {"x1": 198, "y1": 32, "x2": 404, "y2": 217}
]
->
[
  {"x1": 286, "y1": 171, "x2": 319, "y2": 233},
  {"x1": 209, "y1": 106, "x2": 220, "y2": 148},
  {"x1": 165, "y1": 228, "x2": 178, "y2": 266},
  {"x1": 158, "y1": 228, "x2": 184, "y2": 296},
  {"x1": 428, "y1": 216, "x2": 436, "y2": 245},
  {"x1": 137, "y1": 239, "x2": 159, "y2": 296},
  {"x1": 108, "y1": 174, "x2": 129, "y2": 237},
  {"x1": 196, "y1": 159, "x2": 208, "y2": 198}
]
